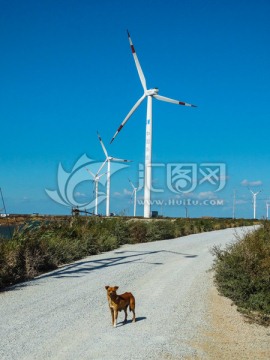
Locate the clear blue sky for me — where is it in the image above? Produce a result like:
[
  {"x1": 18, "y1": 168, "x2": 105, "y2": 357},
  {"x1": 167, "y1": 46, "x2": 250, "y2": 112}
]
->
[{"x1": 0, "y1": 0, "x2": 270, "y2": 218}]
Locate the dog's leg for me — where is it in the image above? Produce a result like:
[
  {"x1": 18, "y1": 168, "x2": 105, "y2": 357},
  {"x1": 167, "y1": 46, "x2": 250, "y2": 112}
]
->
[
  {"x1": 124, "y1": 306, "x2": 128, "y2": 324},
  {"x1": 110, "y1": 308, "x2": 114, "y2": 326},
  {"x1": 113, "y1": 309, "x2": 118, "y2": 328},
  {"x1": 131, "y1": 309, "x2": 136, "y2": 322}
]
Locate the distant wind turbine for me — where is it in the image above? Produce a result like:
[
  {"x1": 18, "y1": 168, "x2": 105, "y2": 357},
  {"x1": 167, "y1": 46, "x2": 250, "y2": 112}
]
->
[
  {"x1": 86, "y1": 167, "x2": 107, "y2": 216},
  {"x1": 97, "y1": 132, "x2": 131, "y2": 217},
  {"x1": 249, "y1": 188, "x2": 261, "y2": 219},
  {"x1": 232, "y1": 190, "x2": 236, "y2": 219},
  {"x1": 110, "y1": 31, "x2": 196, "y2": 218},
  {"x1": 128, "y1": 178, "x2": 138, "y2": 217},
  {"x1": 266, "y1": 200, "x2": 270, "y2": 220}
]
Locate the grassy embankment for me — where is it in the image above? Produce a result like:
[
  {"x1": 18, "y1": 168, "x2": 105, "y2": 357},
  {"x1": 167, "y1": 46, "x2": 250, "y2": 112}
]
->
[
  {"x1": 212, "y1": 221, "x2": 270, "y2": 325},
  {"x1": 0, "y1": 216, "x2": 257, "y2": 291}
]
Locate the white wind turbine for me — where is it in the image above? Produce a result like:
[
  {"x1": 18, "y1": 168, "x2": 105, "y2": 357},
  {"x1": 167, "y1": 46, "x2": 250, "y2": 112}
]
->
[
  {"x1": 86, "y1": 167, "x2": 107, "y2": 216},
  {"x1": 110, "y1": 31, "x2": 196, "y2": 218},
  {"x1": 97, "y1": 132, "x2": 131, "y2": 217},
  {"x1": 128, "y1": 178, "x2": 138, "y2": 217},
  {"x1": 266, "y1": 199, "x2": 270, "y2": 220},
  {"x1": 249, "y1": 188, "x2": 261, "y2": 219}
]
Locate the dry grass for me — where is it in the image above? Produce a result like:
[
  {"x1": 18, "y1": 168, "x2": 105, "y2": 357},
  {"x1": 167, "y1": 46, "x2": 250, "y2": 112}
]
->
[
  {"x1": 0, "y1": 216, "x2": 258, "y2": 290},
  {"x1": 212, "y1": 221, "x2": 270, "y2": 325}
]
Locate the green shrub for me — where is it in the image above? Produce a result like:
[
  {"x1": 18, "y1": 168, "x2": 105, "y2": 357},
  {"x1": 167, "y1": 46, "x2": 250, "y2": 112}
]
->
[
  {"x1": 0, "y1": 216, "x2": 260, "y2": 291},
  {"x1": 212, "y1": 222, "x2": 270, "y2": 325},
  {"x1": 127, "y1": 221, "x2": 148, "y2": 243},
  {"x1": 145, "y1": 220, "x2": 174, "y2": 241}
]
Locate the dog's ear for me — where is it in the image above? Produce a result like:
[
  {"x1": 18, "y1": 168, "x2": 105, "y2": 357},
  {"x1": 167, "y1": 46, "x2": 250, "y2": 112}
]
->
[
  {"x1": 114, "y1": 286, "x2": 119, "y2": 291},
  {"x1": 105, "y1": 286, "x2": 109, "y2": 290}
]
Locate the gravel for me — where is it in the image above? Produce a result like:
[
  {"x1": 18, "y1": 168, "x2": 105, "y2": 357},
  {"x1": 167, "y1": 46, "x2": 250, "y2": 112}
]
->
[{"x1": 0, "y1": 226, "x2": 259, "y2": 360}]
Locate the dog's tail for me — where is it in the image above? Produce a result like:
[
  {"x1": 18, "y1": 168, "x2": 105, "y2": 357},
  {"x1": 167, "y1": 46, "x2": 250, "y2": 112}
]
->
[
  {"x1": 129, "y1": 293, "x2": 136, "y2": 322},
  {"x1": 129, "y1": 293, "x2": 135, "y2": 312}
]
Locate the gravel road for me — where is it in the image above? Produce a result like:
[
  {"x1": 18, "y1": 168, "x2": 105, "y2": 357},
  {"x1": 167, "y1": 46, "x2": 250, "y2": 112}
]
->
[{"x1": 0, "y1": 226, "x2": 263, "y2": 360}]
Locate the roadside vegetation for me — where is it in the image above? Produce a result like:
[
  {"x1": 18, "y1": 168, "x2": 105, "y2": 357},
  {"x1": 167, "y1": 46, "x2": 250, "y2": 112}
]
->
[
  {"x1": 212, "y1": 221, "x2": 270, "y2": 325},
  {"x1": 0, "y1": 216, "x2": 257, "y2": 290}
]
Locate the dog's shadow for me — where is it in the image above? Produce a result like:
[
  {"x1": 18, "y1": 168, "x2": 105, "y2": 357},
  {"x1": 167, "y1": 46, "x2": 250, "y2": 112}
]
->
[{"x1": 118, "y1": 316, "x2": 147, "y2": 327}]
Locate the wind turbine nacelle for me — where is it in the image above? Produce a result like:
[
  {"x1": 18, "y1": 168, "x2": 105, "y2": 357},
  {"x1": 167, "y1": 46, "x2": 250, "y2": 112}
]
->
[{"x1": 146, "y1": 88, "x2": 159, "y2": 96}]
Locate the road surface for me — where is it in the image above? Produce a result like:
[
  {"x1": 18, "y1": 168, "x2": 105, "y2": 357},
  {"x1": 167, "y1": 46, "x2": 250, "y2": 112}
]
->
[{"x1": 0, "y1": 227, "x2": 258, "y2": 359}]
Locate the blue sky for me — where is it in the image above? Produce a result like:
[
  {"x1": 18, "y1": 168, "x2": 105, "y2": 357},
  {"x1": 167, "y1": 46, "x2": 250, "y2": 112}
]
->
[{"x1": 0, "y1": 0, "x2": 270, "y2": 218}]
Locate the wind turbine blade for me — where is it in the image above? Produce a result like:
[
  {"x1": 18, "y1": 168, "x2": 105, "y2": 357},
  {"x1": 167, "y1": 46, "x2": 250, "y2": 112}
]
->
[
  {"x1": 97, "y1": 132, "x2": 108, "y2": 158},
  {"x1": 111, "y1": 157, "x2": 132, "y2": 162},
  {"x1": 110, "y1": 94, "x2": 146, "y2": 143},
  {"x1": 98, "y1": 171, "x2": 107, "y2": 179},
  {"x1": 97, "y1": 159, "x2": 107, "y2": 175},
  {"x1": 86, "y1": 168, "x2": 95, "y2": 178},
  {"x1": 153, "y1": 94, "x2": 197, "y2": 107},
  {"x1": 128, "y1": 178, "x2": 136, "y2": 190},
  {"x1": 127, "y1": 30, "x2": 147, "y2": 92}
]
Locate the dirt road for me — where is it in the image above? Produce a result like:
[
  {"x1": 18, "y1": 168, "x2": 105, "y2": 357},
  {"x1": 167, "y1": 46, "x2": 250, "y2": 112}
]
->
[{"x1": 0, "y1": 227, "x2": 269, "y2": 359}]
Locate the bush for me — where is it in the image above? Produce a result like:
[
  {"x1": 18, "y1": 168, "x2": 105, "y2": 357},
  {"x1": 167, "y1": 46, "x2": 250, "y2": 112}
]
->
[
  {"x1": 0, "y1": 216, "x2": 260, "y2": 290},
  {"x1": 211, "y1": 222, "x2": 270, "y2": 325},
  {"x1": 127, "y1": 221, "x2": 148, "y2": 243}
]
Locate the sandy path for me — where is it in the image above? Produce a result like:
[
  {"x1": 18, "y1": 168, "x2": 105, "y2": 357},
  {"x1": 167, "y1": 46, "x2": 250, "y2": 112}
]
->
[{"x1": 0, "y1": 226, "x2": 268, "y2": 359}]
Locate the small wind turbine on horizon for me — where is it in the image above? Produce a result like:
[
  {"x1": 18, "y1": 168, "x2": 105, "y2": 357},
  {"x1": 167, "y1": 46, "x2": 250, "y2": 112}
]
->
[
  {"x1": 128, "y1": 178, "x2": 138, "y2": 217},
  {"x1": 97, "y1": 132, "x2": 131, "y2": 217},
  {"x1": 266, "y1": 199, "x2": 270, "y2": 220},
  {"x1": 232, "y1": 190, "x2": 236, "y2": 219},
  {"x1": 249, "y1": 188, "x2": 261, "y2": 219},
  {"x1": 110, "y1": 30, "x2": 197, "y2": 218},
  {"x1": 86, "y1": 167, "x2": 107, "y2": 216}
]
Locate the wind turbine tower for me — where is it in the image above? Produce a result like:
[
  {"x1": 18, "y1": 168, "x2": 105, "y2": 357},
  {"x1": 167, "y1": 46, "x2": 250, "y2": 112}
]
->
[
  {"x1": 232, "y1": 190, "x2": 236, "y2": 219},
  {"x1": 128, "y1": 179, "x2": 138, "y2": 217},
  {"x1": 86, "y1": 168, "x2": 106, "y2": 215},
  {"x1": 97, "y1": 132, "x2": 131, "y2": 217},
  {"x1": 266, "y1": 200, "x2": 270, "y2": 220},
  {"x1": 111, "y1": 31, "x2": 196, "y2": 218},
  {"x1": 249, "y1": 188, "x2": 261, "y2": 219}
]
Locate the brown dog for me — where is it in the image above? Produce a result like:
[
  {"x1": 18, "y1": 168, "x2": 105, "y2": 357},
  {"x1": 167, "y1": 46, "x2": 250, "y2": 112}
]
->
[{"x1": 105, "y1": 286, "x2": 136, "y2": 327}]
